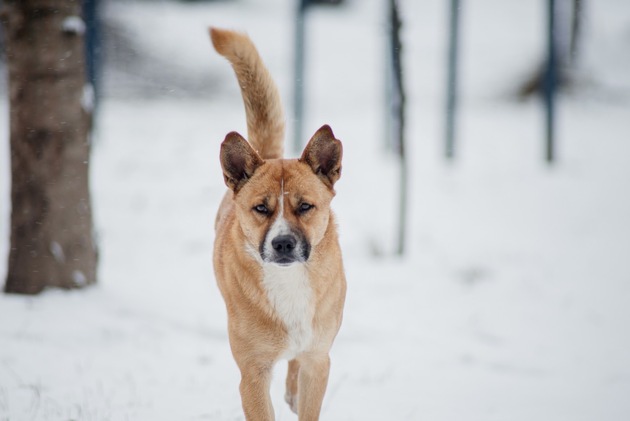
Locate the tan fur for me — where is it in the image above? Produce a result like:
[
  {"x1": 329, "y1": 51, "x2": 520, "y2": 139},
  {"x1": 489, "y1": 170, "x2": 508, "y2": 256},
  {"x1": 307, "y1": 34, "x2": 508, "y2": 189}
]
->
[
  {"x1": 210, "y1": 28, "x2": 346, "y2": 421},
  {"x1": 210, "y1": 28, "x2": 285, "y2": 160}
]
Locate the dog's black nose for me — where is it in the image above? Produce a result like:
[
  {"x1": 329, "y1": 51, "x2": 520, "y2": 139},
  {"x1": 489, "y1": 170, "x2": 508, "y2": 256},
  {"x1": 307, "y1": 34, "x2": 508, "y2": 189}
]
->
[{"x1": 271, "y1": 235, "x2": 296, "y2": 255}]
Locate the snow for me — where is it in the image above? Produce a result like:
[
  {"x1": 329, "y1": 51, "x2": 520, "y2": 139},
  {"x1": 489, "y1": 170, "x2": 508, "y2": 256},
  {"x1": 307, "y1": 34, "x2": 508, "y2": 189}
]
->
[
  {"x1": 82, "y1": 84, "x2": 95, "y2": 114},
  {"x1": 62, "y1": 16, "x2": 86, "y2": 36},
  {"x1": 72, "y1": 270, "x2": 88, "y2": 287},
  {"x1": 49, "y1": 241, "x2": 65, "y2": 264},
  {"x1": 1, "y1": 0, "x2": 630, "y2": 420}
]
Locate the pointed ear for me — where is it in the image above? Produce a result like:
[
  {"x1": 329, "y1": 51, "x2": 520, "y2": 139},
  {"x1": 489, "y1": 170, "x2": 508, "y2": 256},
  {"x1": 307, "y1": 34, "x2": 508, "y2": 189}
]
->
[
  {"x1": 220, "y1": 131, "x2": 264, "y2": 193},
  {"x1": 299, "y1": 125, "x2": 343, "y2": 189}
]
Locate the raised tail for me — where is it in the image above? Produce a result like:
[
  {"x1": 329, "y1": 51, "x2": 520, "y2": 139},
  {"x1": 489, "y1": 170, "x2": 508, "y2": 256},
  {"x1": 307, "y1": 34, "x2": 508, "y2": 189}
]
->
[{"x1": 210, "y1": 28, "x2": 285, "y2": 160}]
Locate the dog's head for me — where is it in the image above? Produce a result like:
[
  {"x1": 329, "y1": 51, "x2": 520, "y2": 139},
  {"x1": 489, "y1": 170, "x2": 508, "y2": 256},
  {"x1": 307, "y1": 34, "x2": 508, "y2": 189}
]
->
[{"x1": 220, "y1": 125, "x2": 342, "y2": 266}]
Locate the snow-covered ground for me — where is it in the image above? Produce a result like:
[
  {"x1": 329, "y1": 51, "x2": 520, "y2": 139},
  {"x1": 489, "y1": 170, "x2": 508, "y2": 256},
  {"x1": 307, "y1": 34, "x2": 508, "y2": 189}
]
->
[{"x1": 1, "y1": 0, "x2": 630, "y2": 420}]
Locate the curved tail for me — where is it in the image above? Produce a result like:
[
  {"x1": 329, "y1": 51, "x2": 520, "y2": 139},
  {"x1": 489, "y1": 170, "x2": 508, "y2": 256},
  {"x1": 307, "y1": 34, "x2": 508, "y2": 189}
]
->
[{"x1": 210, "y1": 28, "x2": 285, "y2": 160}]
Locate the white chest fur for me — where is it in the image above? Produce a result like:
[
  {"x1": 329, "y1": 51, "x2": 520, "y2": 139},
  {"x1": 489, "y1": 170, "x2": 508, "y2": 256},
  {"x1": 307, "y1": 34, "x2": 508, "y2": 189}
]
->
[{"x1": 262, "y1": 263, "x2": 314, "y2": 360}]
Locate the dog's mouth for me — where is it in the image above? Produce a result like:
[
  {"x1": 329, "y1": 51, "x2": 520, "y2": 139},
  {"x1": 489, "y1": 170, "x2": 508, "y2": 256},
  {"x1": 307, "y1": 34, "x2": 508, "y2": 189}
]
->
[{"x1": 271, "y1": 256, "x2": 300, "y2": 266}]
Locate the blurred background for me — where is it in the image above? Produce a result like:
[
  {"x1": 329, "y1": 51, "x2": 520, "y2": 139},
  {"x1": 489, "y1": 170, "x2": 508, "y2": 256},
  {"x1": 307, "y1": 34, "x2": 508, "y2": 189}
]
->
[{"x1": 1, "y1": 0, "x2": 629, "y2": 419}]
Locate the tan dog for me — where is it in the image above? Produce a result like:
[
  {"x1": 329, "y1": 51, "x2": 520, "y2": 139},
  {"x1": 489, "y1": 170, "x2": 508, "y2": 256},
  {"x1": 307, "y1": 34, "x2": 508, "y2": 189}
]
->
[{"x1": 210, "y1": 28, "x2": 346, "y2": 421}]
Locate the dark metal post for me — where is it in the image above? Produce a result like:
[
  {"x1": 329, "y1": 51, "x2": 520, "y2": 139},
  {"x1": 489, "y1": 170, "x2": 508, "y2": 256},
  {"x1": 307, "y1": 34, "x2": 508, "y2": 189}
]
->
[
  {"x1": 544, "y1": 0, "x2": 557, "y2": 163},
  {"x1": 83, "y1": 0, "x2": 101, "y2": 102},
  {"x1": 569, "y1": 0, "x2": 584, "y2": 65},
  {"x1": 389, "y1": 0, "x2": 407, "y2": 256},
  {"x1": 293, "y1": 0, "x2": 308, "y2": 154},
  {"x1": 445, "y1": 0, "x2": 460, "y2": 160}
]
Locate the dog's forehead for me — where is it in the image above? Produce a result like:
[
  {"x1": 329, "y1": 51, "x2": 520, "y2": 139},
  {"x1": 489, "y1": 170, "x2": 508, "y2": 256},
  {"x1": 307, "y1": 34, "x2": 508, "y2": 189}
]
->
[
  {"x1": 250, "y1": 159, "x2": 326, "y2": 196},
  {"x1": 235, "y1": 159, "x2": 332, "y2": 209}
]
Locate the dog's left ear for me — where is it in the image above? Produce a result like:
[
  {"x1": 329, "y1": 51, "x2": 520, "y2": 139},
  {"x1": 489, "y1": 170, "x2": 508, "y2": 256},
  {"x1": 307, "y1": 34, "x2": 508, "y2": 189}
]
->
[
  {"x1": 220, "y1": 131, "x2": 264, "y2": 193},
  {"x1": 299, "y1": 125, "x2": 343, "y2": 189}
]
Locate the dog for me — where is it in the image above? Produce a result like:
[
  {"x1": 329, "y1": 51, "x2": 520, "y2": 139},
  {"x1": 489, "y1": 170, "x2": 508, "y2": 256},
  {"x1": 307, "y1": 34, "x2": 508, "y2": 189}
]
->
[{"x1": 209, "y1": 28, "x2": 347, "y2": 421}]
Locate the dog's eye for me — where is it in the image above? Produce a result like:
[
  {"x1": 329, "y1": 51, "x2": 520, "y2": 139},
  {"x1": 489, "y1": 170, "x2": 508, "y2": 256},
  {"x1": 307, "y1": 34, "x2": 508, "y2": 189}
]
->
[
  {"x1": 298, "y1": 203, "x2": 314, "y2": 214},
  {"x1": 253, "y1": 204, "x2": 269, "y2": 214}
]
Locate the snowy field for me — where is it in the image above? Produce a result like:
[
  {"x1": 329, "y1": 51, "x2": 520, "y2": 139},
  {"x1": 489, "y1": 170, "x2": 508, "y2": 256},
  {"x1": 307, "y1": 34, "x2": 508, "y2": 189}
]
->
[{"x1": 1, "y1": 0, "x2": 630, "y2": 420}]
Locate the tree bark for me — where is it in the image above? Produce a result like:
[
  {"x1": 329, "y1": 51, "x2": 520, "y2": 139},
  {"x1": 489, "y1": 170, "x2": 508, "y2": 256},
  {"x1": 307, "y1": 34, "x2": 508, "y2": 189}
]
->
[{"x1": 2, "y1": 0, "x2": 97, "y2": 294}]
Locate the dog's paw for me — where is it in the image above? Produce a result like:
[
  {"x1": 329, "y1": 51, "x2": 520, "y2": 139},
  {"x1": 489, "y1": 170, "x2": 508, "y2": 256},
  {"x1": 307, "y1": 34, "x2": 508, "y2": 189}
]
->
[{"x1": 284, "y1": 391, "x2": 298, "y2": 414}]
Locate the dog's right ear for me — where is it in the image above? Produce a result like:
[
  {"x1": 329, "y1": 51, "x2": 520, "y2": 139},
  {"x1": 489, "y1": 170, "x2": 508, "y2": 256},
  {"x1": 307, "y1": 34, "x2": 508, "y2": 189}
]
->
[{"x1": 220, "y1": 131, "x2": 264, "y2": 193}]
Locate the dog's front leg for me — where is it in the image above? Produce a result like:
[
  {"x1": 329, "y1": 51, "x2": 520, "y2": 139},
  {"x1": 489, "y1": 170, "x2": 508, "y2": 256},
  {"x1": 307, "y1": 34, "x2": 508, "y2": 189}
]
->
[
  {"x1": 297, "y1": 353, "x2": 330, "y2": 421},
  {"x1": 238, "y1": 359, "x2": 275, "y2": 421}
]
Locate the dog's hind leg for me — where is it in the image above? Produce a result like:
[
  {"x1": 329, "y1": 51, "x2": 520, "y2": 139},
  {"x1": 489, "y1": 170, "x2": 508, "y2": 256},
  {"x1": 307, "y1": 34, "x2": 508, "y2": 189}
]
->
[{"x1": 284, "y1": 359, "x2": 300, "y2": 414}]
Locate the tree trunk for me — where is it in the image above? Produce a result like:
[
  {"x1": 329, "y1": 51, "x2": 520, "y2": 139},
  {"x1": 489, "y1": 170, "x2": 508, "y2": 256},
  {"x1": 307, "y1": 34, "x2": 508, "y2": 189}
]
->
[{"x1": 1, "y1": 0, "x2": 97, "y2": 294}]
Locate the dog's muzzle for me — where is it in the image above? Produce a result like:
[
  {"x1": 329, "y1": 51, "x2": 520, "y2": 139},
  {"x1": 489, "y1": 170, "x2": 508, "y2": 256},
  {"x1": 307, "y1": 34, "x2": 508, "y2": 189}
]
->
[{"x1": 262, "y1": 232, "x2": 310, "y2": 265}]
